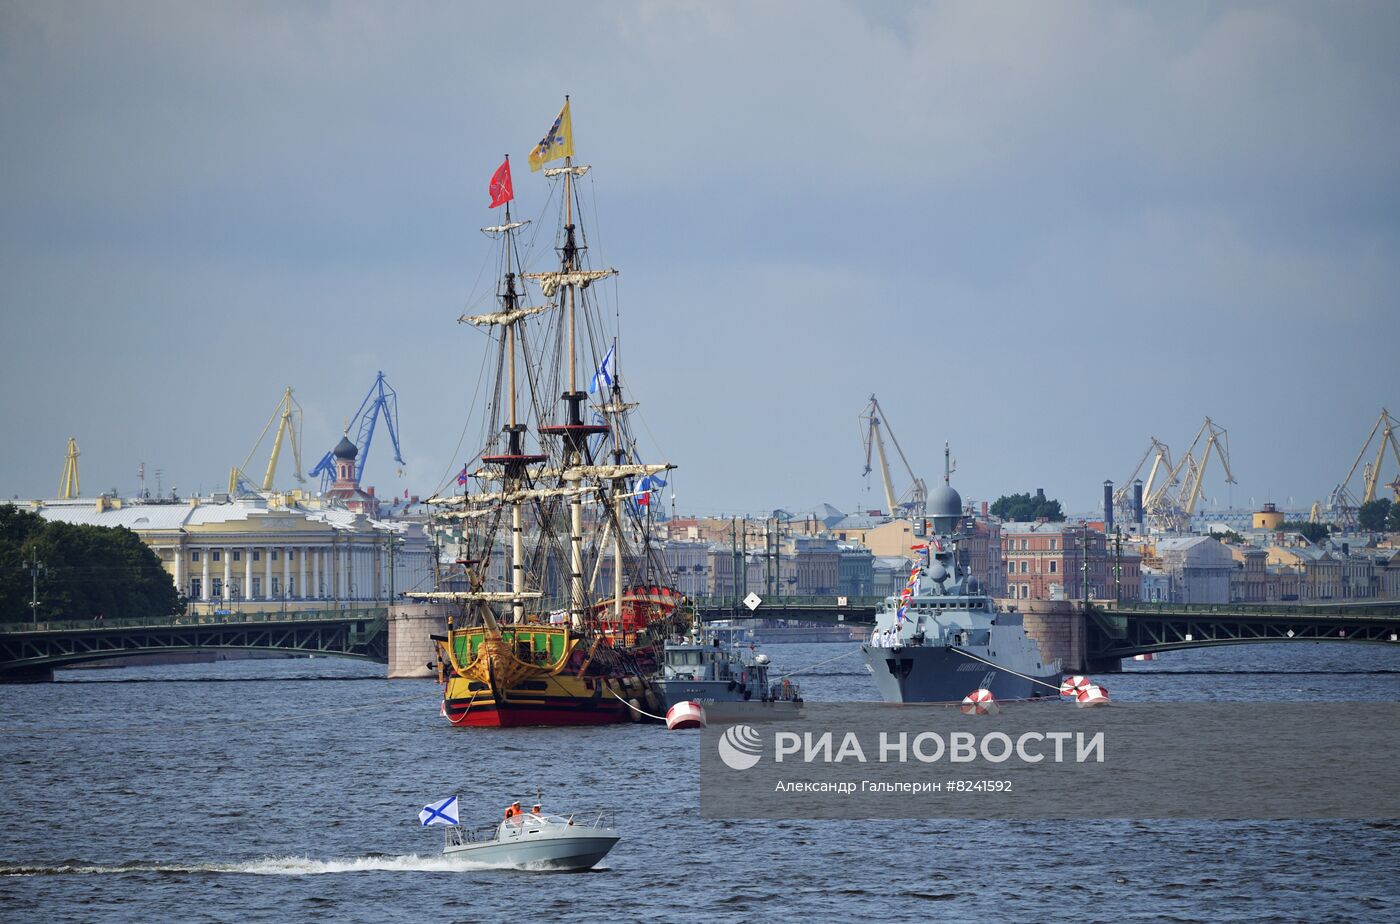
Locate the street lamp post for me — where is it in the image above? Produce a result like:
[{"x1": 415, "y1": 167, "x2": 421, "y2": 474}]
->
[{"x1": 29, "y1": 552, "x2": 45, "y2": 627}]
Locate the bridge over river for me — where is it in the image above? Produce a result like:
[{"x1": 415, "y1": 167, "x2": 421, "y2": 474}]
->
[
  {"x1": 0, "y1": 609, "x2": 388, "y2": 682},
  {"x1": 3, "y1": 598, "x2": 1396, "y2": 681},
  {"x1": 694, "y1": 596, "x2": 1400, "y2": 672}
]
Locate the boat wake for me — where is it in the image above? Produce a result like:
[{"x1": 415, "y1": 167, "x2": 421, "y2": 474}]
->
[{"x1": 0, "y1": 853, "x2": 530, "y2": 877}]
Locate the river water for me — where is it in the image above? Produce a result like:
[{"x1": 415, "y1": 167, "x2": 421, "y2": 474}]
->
[{"x1": 2, "y1": 642, "x2": 1397, "y2": 923}]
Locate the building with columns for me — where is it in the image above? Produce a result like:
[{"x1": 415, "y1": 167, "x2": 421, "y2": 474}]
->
[{"x1": 34, "y1": 495, "x2": 435, "y2": 614}]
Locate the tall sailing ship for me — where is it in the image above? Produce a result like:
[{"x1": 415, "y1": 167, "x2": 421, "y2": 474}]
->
[{"x1": 411, "y1": 100, "x2": 685, "y2": 727}]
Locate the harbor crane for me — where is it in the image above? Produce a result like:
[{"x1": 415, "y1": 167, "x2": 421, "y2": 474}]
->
[
  {"x1": 859, "y1": 395, "x2": 927, "y2": 518},
  {"x1": 1176, "y1": 417, "x2": 1236, "y2": 520},
  {"x1": 309, "y1": 371, "x2": 403, "y2": 494},
  {"x1": 1129, "y1": 418, "x2": 1236, "y2": 533},
  {"x1": 228, "y1": 386, "x2": 305, "y2": 495},
  {"x1": 1113, "y1": 437, "x2": 1172, "y2": 524},
  {"x1": 1324, "y1": 407, "x2": 1400, "y2": 527},
  {"x1": 58, "y1": 437, "x2": 80, "y2": 499}
]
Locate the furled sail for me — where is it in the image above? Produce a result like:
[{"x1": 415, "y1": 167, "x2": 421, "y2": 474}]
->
[
  {"x1": 523, "y1": 269, "x2": 618, "y2": 297},
  {"x1": 407, "y1": 591, "x2": 544, "y2": 602},
  {"x1": 480, "y1": 220, "x2": 528, "y2": 235},
  {"x1": 470, "y1": 463, "x2": 674, "y2": 482},
  {"x1": 543, "y1": 165, "x2": 591, "y2": 177},
  {"x1": 458, "y1": 304, "x2": 554, "y2": 326},
  {"x1": 433, "y1": 485, "x2": 603, "y2": 510}
]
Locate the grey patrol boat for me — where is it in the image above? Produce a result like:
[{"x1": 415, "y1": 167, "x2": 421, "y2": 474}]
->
[
  {"x1": 861, "y1": 453, "x2": 1060, "y2": 703},
  {"x1": 652, "y1": 619, "x2": 802, "y2": 720}
]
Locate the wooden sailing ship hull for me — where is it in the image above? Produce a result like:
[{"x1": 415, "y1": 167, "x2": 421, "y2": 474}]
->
[{"x1": 438, "y1": 623, "x2": 652, "y2": 728}]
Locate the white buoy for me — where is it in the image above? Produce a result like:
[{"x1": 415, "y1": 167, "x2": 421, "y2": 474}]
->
[
  {"x1": 1131, "y1": 653, "x2": 1156, "y2": 661},
  {"x1": 666, "y1": 700, "x2": 707, "y2": 730},
  {"x1": 1059, "y1": 675, "x2": 1091, "y2": 697},
  {"x1": 960, "y1": 688, "x2": 999, "y2": 716},
  {"x1": 1076, "y1": 684, "x2": 1111, "y2": 707},
  {"x1": 628, "y1": 698, "x2": 643, "y2": 723}
]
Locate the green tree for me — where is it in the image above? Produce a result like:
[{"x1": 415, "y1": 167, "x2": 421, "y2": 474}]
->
[
  {"x1": 990, "y1": 490, "x2": 1065, "y2": 522},
  {"x1": 1358, "y1": 498, "x2": 1392, "y2": 532},
  {"x1": 1390, "y1": 502, "x2": 1400, "y2": 532},
  {"x1": 1280, "y1": 520, "x2": 1331, "y2": 545},
  {"x1": 0, "y1": 504, "x2": 180, "y2": 623}
]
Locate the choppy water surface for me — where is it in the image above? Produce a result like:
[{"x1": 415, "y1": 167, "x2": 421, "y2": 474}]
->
[{"x1": 2, "y1": 643, "x2": 1397, "y2": 923}]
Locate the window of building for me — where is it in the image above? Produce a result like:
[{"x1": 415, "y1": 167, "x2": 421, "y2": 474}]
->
[
  {"x1": 272, "y1": 550, "x2": 279, "y2": 561},
  {"x1": 254, "y1": 550, "x2": 261, "y2": 561},
  {"x1": 192, "y1": 551, "x2": 200, "y2": 562},
  {"x1": 272, "y1": 577, "x2": 281, "y2": 596},
  {"x1": 1020, "y1": 560, "x2": 1028, "y2": 573},
  {"x1": 1020, "y1": 539, "x2": 1028, "y2": 551},
  {"x1": 233, "y1": 551, "x2": 241, "y2": 562},
  {"x1": 289, "y1": 550, "x2": 296, "y2": 561},
  {"x1": 212, "y1": 577, "x2": 223, "y2": 597},
  {"x1": 1007, "y1": 562, "x2": 1015, "y2": 574},
  {"x1": 1020, "y1": 584, "x2": 1030, "y2": 598},
  {"x1": 190, "y1": 578, "x2": 202, "y2": 598},
  {"x1": 1049, "y1": 560, "x2": 1057, "y2": 573},
  {"x1": 1050, "y1": 539, "x2": 1057, "y2": 550},
  {"x1": 213, "y1": 550, "x2": 221, "y2": 562},
  {"x1": 288, "y1": 577, "x2": 296, "y2": 595},
  {"x1": 253, "y1": 577, "x2": 262, "y2": 597}
]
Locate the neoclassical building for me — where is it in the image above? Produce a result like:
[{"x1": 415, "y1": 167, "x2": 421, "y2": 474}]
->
[{"x1": 35, "y1": 494, "x2": 435, "y2": 614}]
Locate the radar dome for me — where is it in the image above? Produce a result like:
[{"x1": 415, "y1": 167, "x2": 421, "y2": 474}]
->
[
  {"x1": 927, "y1": 484, "x2": 962, "y2": 518},
  {"x1": 927, "y1": 562, "x2": 948, "y2": 582}
]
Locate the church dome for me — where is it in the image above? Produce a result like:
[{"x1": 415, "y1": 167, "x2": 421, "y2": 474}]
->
[{"x1": 333, "y1": 435, "x2": 358, "y2": 460}]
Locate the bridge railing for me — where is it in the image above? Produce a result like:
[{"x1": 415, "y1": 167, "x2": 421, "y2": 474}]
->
[
  {"x1": 0, "y1": 608, "x2": 389, "y2": 635},
  {"x1": 1109, "y1": 600, "x2": 1400, "y2": 619},
  {"x1": 691, "y1": 595, "x2": 887, "y2": 611}
]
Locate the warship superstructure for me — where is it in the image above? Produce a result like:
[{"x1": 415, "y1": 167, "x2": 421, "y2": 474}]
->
[{"x1": 861, "y1": 447, "x2": 1060, "y2": 703}]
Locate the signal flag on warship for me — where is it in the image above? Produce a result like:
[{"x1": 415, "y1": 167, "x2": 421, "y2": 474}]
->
[
  {"x1": 529, "y1": 98, "x2": 574, "y2": 172},
  {"x1": 488, "y1": 156, "x2": 514, "y2": 208},
  {"x1": 418, "y1": 795, "x2": 460, "y2": 827}
]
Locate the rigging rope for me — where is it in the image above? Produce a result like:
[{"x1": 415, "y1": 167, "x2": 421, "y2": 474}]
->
[
  {"x1": 778, "y1": 645, "x2": 861, "y2": 679},
  {"x1": 606, "y1": 685, "x2": 665, "y2": 721}
]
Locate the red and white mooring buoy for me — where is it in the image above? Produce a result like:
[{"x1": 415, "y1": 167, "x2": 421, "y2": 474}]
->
[
  {"x1": 1059, "y1": 675, "x2": 1091, "y2": 697},
  {"x1": 960, "y1": 688, "x2": 999, "y2": 716},
  {"x1": 665, "y1": 700, "x2": 707, "y2": 730},
  {"x1": 1076, "y1": 684, "x2": 1111, "y2": 707}
]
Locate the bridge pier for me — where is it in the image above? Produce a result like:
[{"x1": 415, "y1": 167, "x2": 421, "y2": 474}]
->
[
  {"x1": 388, "y1": 604, "x2": 450, "y2": 679},
  {"x1": 1012, "y1": 599, "x2": 1091, "y2": 674}
]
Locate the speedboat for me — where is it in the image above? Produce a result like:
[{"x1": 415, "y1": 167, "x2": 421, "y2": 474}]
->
[{"x1": 441, "y1": 808, "x2": 619, "y2": 871}]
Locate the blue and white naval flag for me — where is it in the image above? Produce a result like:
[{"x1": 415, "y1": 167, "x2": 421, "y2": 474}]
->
[
  {"x1": 588, "y1": 344, "x2": 616, "y2": 394},
  {"x1": 418, "y1": 795, "x2": 459, "y2": 827}
]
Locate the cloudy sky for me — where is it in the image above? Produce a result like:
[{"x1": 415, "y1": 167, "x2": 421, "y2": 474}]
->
[{"x1": 2, "y1": 1, "x2": 1397, "y2": 518}]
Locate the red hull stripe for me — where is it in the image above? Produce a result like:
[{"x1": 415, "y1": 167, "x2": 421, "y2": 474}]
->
[{"x1": 444, "y1": 702, "x2": 629, "y2": 727}]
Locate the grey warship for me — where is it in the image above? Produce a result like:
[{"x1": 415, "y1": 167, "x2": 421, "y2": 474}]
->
[{"x1": 861, "y1": 453, "x2": 1060, "y2": 703}]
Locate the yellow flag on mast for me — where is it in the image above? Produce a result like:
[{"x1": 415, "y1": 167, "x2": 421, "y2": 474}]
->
[{"x1": 528, "y1": 99, "x2": 574, "y2": 172}]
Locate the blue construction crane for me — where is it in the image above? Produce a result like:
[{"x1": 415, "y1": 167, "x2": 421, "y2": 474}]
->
[{"x1": 310, "y1": 371, "x2": 404, "y2": 494}]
